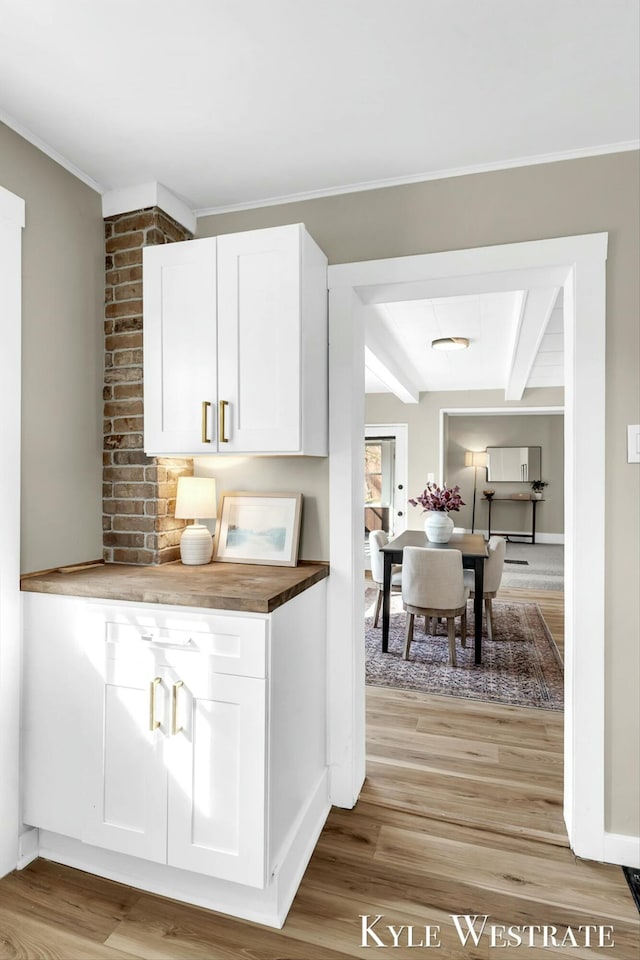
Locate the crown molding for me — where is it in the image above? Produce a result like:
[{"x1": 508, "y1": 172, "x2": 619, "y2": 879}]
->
[
  {"x1": 195, "y1": 140, "x2": 640, "y2": 217},
  {"x1": 1, "y1": 102, "x2": 636, "y2": 226},
  {"x1": 0, "y1": 108, "x2": 104, "y2": 195},
  {"x1": 101, "y1": 183, "x2": 196, "y2": 234}
]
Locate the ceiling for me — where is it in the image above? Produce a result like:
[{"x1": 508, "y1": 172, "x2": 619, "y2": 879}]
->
[
  {"x1": 0, "y1": 1, "x2": 638, "y2": 213},
  {"x1": 364, "y1": 278, "x2": 564, "y2": 400}
]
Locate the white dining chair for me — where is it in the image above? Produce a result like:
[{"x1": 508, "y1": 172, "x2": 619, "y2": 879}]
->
[
  {"x1": 463, "y1": 535, "x2": 506, "y2": 640},
  {"x1": 401, "y1": 547, "x2": 469, "y2": 665},
  {"x1": 369, "y1": 530, "x2": 402, "y2": 627}
]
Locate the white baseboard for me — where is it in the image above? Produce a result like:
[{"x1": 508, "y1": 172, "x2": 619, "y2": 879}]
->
[
  {"x1": 270, "y1": 770, "x2": 331, "y2": 925},
  {"x1": 17, "y1": 827, "x2": 39, "y2": 869},
  {"x1": 37, "y1": 773, "x2": 330, "y2": 929},
  {"x1": 603, "y1": 831, "x2": 640, "y2": 869},
  {"x1": 530, "y1": 532, "x2": 564, "y2": 545}
]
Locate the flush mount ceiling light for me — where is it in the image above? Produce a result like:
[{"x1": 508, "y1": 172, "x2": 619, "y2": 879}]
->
[{"x1": 431, "y1": 337, "x2": 470, "y2": 351}]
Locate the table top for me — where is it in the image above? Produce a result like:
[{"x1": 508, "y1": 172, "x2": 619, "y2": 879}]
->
[
  {"x1": 482, "y1": 496, "x2": 545, "y2": 502},
  {"x1": 381, "y1": 530, "x2": 488, "y2": 559},
  {"x1": 21, "y1": 559, "x2": 329, "y2": 613}
]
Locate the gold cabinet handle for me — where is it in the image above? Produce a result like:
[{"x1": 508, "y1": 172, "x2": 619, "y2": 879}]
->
[
  {"x1": 219, "y1": 400, "x2": 229, "y2": 443},
  {"x1": 149, "y1": 677, "x2": 162, "y2": 731},
  {"x1": 201, "y1": 401, "x2": 211, "y2": 443},
  {"x1": 171, "y1": 680, "x2": 184, "y2": 736}
]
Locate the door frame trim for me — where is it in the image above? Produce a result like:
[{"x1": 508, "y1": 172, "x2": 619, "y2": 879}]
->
[
  {"x1": 327, "y1": 233, "x2": 608, "y2": 861},
  {"x1": 0, "y1": 184, "x2": 25, "y2": 877}
]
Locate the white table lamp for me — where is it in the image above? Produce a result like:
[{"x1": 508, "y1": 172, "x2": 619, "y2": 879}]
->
[{"x1": 174, "y1": 477, "x2": 217, "y2": 565}]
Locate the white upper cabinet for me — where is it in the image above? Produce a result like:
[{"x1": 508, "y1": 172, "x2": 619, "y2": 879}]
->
[
  {"x1": 144, "y1": 238, "x2": 218, "y2": 455},
  {"x1": 143, "y1": 224, "x2": 328, "y2": 456}
]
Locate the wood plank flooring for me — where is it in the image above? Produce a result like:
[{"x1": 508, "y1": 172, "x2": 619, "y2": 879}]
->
[{"x1": 2, "y1": 588, "x2": 638, "y2": 958}]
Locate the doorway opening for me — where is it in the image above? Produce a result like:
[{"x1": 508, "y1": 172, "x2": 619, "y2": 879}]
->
[
  {"x1": 327, "y1": 233, "x2": 608, "y2": 863},
  {"x1": 364, "y1": 423, "x2": 408, "y2": 569}
]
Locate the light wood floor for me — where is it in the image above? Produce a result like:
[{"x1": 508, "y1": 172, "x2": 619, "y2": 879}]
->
[{"x1": 2, "y1": 588, "x2": 638, "y2": 958}]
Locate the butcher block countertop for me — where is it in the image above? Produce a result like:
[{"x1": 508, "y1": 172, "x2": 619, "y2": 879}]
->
[{"x1": 21, "y1": 559, "x2": 329, "y2": 614}]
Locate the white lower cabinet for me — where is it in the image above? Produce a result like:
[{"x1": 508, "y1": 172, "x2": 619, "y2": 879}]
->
[
  {"x1": 84, "y1": 654, "x2": 266, "y2": 885},
  {"x1": 84, "y1": 655, "x2": 168, "y2": 864},
  {"x1": 22, "y1": 583, "x2": 328, "y2": 919}
]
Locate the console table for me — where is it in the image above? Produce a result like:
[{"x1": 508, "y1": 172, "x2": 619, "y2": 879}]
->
[{"x1": 483, "y1": 497, "x2": 544, "y2": 544}]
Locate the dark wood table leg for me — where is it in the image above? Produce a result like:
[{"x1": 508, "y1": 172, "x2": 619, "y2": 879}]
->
[
  {"x1": 532, "y1": 499, "x2": 537, "y2": 544},
  {"x1": 382, "y1": 552, "x2": 392, "y2": 653},
  {"x1": 474, "y1": 557, "x2": 484, "y2": 665}
]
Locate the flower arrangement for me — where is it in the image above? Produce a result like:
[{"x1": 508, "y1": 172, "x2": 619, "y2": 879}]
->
[
  {"x1": 409, "y1": 482, "x2": 465, "y2": 513},
  {"x1": 530, "y1": 479, "x2": 548, "y2": 493}
]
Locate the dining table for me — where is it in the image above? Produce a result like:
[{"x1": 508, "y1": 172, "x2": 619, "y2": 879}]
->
[{"x1": 380, "y1": 530, "x2": 488, "y2": 665}]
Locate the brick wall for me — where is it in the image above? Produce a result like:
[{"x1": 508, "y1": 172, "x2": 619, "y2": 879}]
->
[{"x1": 103, "y1": 208, "x2": 194, "y2": 564}]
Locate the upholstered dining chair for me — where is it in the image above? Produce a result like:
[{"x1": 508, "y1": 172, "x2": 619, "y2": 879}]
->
[
  {"x1": 369, "y1": 530, "x2": 402, "y2": 627},
  {"x1": 463, "y1": 535, "x2": 507, "y2": 640},
  {"x1": 401, "y1": 547, "x2": 469, "y2": 665}
]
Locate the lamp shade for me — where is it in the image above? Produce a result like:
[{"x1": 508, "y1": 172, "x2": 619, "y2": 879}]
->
[
  {"x1": 464, "y1": 451, "x2": 487, "y2": 468},
  {"x1": 174, "y1": 477, "x2": 217, "y2": 520}
]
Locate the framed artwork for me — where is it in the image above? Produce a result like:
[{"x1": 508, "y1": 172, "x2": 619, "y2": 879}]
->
[{"x1": 213, "y1": 491, "x2": 303, "y2": 566}]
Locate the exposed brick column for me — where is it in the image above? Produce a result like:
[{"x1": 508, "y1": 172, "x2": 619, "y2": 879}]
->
[{"x1": 103, "y1": 208, "x2": 194, "y2": 565}]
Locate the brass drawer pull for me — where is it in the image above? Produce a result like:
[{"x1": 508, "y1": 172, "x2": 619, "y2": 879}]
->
[
  {"x1": 171, "y1": 680, "x2": 184, "y2": 736},
  {"x1": 201, "y1": 401, "x2": 211, "y2": 443},
  {"x1": 149, "y1": 677, "x2": 162, "y2": 731},
  {"x1": 219, "y1": 400, "x2": 229, "y2": 443}
]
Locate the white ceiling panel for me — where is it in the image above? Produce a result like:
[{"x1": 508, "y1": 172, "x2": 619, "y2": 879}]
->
[
  {"x1": 0, "y1": 1, "x2": 637, "y2": 210},
  {"x1": 538, "y1": 333, "x2": 565, "y2": 353},
  {"x1": 365, "y1": 281, "x2": 566, "y2": 399},
  {"x1": 526, "y1": 288, "x2": 564, "y2": 390},
  {"x1": 373, "y1": 292, "x2": 522, "y2": 392}
]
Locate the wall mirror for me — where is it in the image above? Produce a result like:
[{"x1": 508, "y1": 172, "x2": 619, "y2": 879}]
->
[{"x1": 486, "y1": 446, "x2": 541, "y2": 482}]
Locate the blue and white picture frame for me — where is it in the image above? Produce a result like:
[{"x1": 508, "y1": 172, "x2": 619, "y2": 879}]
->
[{"x1": 213, "y1": 491, "x2": 303, "y2": 567}]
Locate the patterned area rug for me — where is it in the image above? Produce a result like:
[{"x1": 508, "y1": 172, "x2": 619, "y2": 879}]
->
[{"x1": 365, "y1": 589, "x2": 564, "y2": 710}]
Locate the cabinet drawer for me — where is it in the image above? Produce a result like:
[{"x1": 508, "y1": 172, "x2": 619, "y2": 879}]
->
[{"x1": 98, "y1": 607, "x2": 268, "y2": 678}]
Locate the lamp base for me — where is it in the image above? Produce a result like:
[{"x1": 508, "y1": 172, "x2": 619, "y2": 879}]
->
[{"x1": 180, "y1": 524, "x2": 213, "y2": 565}]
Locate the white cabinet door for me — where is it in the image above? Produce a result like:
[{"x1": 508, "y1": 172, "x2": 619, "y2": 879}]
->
[
  {"x1": 143, "y1": 238, "x2": 218, "y2": 454},
  {"x1": 217, "y1": 226, "x2": 302, "y2": 452},
  {"x1": 166, "y1": 664, "x2": 267, "y2": 887},
  {"x1": 22, "y1": 595, "x2": 93, "y2": 839},
  {"x1": 84, "y1": 655, "x2": 168, "y2": 863}
]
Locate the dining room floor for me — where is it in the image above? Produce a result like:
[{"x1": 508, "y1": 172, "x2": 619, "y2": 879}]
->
[{"x1": 501, "y1": 541, "x2": 564, "y2": 590}]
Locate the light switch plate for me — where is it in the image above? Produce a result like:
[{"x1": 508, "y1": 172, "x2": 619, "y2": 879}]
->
[{"x1": 628, "y1": 425, "x2": 640, "y2": 463}]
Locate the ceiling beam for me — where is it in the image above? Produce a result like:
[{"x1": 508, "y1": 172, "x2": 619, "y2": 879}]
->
[
  {"x1": 364, "y1": 307, "x2": 420, "y2": 404},
  {"x1": 357, "y1": 266, "x2": 569, "y2": 305},
  {"x1": 505, "y1": 287, "x2": 561, "y2": 400}
]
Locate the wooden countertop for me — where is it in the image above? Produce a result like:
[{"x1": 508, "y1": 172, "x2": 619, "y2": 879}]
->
[{"x1": 20, "y1": 559, "x2": 329, "y2": 614}]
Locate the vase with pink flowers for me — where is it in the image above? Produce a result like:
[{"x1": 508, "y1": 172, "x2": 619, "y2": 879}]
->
[{"x1": 408, "y1": 482, "x2": 465, "y2": 543}]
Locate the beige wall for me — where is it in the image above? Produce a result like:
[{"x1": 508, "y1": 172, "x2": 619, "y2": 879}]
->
[
  {"x1": 193, "y1": 455, "x2": 329, "y2": 562},
  {"x1": 365, "y1": 394, "x2": 565, "y2": 535},
  {"x1": 445, "y1": 412, "x2": 564, "y2": 536},
  {"x1": 365, "y1": 389, "x2": 565, "y2": 534},
  {"x1": 198, "y1": 150, "x2": 640, "y2": 837},
  {"x1": 0, "y1": 123, "x2": 104, "y2": 573}
]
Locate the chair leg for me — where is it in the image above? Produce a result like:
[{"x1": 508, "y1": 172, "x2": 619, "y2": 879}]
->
[
  {"x1": 403, "y1": 613, "x2": 415, "y2": 660},
  {"x1": 447, "y1": 617, "x2": 457, "y2": 667},
  {"x1": 460, "y1": 609, "x2": 467, "y2": 648},
  {"x1": 485, "y1": 597, "x2": 493, "y2": 640},
  {"x1": 373, "y1": 589, "x2": 382, "y2": 628}
]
